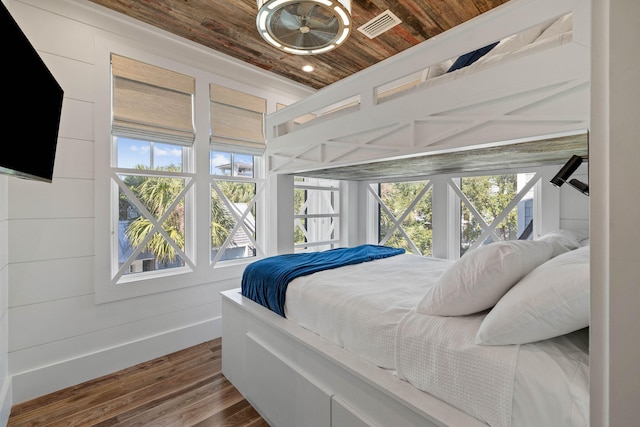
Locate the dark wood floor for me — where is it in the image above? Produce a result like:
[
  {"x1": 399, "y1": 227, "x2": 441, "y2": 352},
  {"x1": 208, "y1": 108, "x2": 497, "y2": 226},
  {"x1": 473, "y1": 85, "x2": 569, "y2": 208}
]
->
[{"x1": 7, "y1": 338, "x2": 269, "y2": 426}]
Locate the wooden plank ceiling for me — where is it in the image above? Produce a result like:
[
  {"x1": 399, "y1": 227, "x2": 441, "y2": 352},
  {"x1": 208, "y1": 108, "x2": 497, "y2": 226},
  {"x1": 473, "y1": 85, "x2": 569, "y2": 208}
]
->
[{"x1": 88, "y1": 0, "x2": 510, "y2": 90}]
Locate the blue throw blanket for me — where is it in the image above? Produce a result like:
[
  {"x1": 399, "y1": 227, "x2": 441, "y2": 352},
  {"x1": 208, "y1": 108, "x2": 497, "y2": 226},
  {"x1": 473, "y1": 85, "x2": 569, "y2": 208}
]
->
[{"x1": 241, "y1": 244, "x2": 405, "y2": 317}]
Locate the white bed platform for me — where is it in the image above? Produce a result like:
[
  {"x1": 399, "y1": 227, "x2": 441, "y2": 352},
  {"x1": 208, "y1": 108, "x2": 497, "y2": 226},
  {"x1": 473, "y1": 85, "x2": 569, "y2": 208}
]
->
[
  {"x1": 265, "y1": 0, "x2": 590, "y2": 178},
  {"x1": 222, "y1": 289, "x2": 486, "y2": 427}
]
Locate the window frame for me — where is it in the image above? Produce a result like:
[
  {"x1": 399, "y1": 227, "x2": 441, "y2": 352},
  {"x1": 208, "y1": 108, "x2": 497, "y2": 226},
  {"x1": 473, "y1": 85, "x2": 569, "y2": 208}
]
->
[
  {"x1": 366, "y1": 168, "x2": 544, "y2": 260},
  {"x1": 210, "y1": 154, "x2": 266, "y2": 263},
  {"x1": 94, "y1": 39, "x2": 268, "y2": 303},
  {"x1": 372, "y1": 179, "x2": 433, "y2": 256},
  {"x1": 293, "y1": 176, "x2": 341, "y2": 252}
]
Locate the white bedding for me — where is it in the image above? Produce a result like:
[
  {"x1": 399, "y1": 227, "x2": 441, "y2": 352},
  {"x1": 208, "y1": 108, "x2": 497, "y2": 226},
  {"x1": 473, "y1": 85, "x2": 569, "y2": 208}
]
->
[
  {"x1": 379, "y1": 14, "x2": 573, "y2": 104},
  {"x1": 284, "y1": 254, "x2": 452, "y2": 368},
  {"x1": 396, "y1": 310, "x2": 518, "y2": 427},
  {"x1": 283, "y1": 253, "x2": 589, "y2": 427}
]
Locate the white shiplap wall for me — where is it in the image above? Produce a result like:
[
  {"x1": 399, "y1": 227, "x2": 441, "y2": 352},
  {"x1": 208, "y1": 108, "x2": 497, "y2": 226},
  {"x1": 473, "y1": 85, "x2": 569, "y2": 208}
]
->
[
  {"x1": 6, "y1": 0, "x2": 311, "y2": 405},
  {"x1": 558, "y1": 162, "x2": 590, "y2": 234},
  {"x1": 0, "y1": 174, "x2": 10, "y2": 424},
  {"x1": 0, "y1": 4, "x2": 12, "y2": 421}
]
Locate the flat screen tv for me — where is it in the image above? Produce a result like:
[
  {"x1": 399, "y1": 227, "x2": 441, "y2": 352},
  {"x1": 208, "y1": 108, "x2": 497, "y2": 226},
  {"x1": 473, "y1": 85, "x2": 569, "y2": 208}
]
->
[{"x1": 2, "y1": 1, "x2": 63, "y2": 183}]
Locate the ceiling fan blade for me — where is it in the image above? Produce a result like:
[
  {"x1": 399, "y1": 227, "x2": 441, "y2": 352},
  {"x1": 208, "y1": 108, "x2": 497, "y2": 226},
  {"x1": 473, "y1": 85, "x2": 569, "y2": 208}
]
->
[
  {"x1": 306, "y1": 16, "x2": 338, "y2": 32},
  {"x1": 278, "y1": 9, "x2": 302, "y2": 30},
  {"x1": 278, "y1": 31, "x2": 309, "y2": 48},
  {"x1": 295, "y1": 2, "x2": 317, "y2": 20},
  {"x1": 302, "y1": 31, "x2": 335, "y2": 47}
]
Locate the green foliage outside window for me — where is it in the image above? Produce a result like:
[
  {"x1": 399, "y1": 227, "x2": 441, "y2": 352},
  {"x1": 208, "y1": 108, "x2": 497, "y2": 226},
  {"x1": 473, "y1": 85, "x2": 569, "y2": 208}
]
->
[
  {"x1": 211, "y1": 181, "x2": 256, "y2": 250},
  {"x1": 379, "y1": 181, "x2": 433, "y2": 256},
  {"x1": 121, "y1": 164, "x2": 258, "y2": 269},
  {"x1": 293, "y1": 185, "x2": 306, "y2": 245},
  {"x1": 460, "y1": 174, "x2": 518, "y2": 255},
  {"x1": 122, "y1": 165, "x2": 185, "y2": 266}
]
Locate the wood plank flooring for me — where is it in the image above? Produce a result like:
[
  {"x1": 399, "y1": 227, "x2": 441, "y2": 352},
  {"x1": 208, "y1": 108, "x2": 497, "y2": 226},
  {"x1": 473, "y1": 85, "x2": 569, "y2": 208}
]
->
[{"x1": 7, "y1": 338, "x2": 269, "y2": 426}]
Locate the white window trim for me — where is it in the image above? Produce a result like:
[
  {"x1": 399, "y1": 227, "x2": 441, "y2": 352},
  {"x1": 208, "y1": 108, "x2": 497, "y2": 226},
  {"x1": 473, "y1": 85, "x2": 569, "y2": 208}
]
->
[
  {"x1": 293, "y1": 177, "x2": 341, "y2": 252},
  {"x1": 94, "y1": 37, "x2": 266, "y2": 303},
  {"x1": 365, "y1": 167, "x2": 554, "y2": 260}
]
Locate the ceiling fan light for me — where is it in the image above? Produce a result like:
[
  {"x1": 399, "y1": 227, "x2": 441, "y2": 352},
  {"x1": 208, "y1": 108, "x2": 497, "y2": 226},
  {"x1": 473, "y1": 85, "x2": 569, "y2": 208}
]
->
[
  {"x1": 334, "y1": 6, "x2": 349, "y2": 26},
  {"x1": 258, "y1": 10, "x2": 269, "y2": 30},
  {"x1": 336, "y1": 0, "x2": 351, "y2": 12},
  {"x1": 335, "y1": 27, "x2": 349, "y2": 45},
  {"x1": 311, "y1": 45, "x2": 335, "y2": 54},
  {"x1": 256, "y1": 0, "x2": 352, "y2": 55},
  {"x1": 265, "y1": 0, "x2": 290, "y2": 10},
  {"x1": 262, "y1": 32, "x2": 282, "y2": 48},
  {"x1": 283, "y1": 46, "x2": 312, "y2": 55}
]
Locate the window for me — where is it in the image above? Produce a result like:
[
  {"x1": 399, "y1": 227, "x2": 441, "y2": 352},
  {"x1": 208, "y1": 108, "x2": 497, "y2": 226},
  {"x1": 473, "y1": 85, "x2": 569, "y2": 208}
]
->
[
  {"x1": 450, "y1": 172, "x2": 539, "y2": 256},
  {"x1": 210, "y1": 84, "x2": 266, "y2": 262},
  {"x1": 368, "y1": 172, "x2": 540, "y2": 258},
  {"x1": 116, "y1": 143, "x2": 193, "y2": 276},
  {"x1": 371, "y1": 180, "x2": 433, "y2": 256},
  {"x1": 210, "y1": 152, "x2": 261, "y2": 262},
  {"x1": 97, "y1": 47, "x2": 270, "y2": 302},
  {"x1": 294, "y1": 177, "x2": 340, "y2": 252},
  {"x1": 111, "y1": 54, "x2": 196, "y2": 282}
]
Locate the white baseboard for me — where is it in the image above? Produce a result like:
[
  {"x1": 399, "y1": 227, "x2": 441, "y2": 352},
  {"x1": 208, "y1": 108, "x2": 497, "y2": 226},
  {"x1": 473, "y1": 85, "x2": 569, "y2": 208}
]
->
[
  {"x1": 0, "y1": 374, "x2": 12, "y2": 426},
  {"x1": 11, "y1": 317, "x2": 221, "y2": 404}
]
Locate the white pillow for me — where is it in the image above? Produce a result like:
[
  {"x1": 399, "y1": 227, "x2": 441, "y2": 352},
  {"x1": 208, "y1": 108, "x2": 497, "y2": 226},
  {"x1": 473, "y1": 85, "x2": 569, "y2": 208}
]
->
[
  {"x1": 417, "y1": 240, "x2": 553, "y2": 316},
  {"x1": 534, "y1": 13, "x2": 572, "y2": 43},
  {"x1": 474, "y1": 20, "x2": 549, "y2": 64},
  {"x1": 476, "y1": 245, "x2": 590, "y2": 345},
  {"x1": 424, "y1": 59, "x2": 454, "y2": 80},
  {"x1": 538, "y1": 229, "x2": 583, "y2": 257}
]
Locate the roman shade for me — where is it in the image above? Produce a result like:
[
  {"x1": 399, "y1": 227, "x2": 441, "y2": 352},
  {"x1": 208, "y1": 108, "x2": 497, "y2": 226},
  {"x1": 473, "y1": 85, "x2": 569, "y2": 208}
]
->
[
  {"x1": 111, "y1": 54, "x2": 195, "y2": 146},
  {"x1": 210, "y1": 84, "x2": 266, "y2": 156}
]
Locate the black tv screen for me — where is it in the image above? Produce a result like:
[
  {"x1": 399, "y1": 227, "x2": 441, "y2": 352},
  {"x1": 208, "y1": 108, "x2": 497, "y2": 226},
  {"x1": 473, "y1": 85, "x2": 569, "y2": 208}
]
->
[{"x1": 2, "y1": 2, "x2": 63, "y2": 183}]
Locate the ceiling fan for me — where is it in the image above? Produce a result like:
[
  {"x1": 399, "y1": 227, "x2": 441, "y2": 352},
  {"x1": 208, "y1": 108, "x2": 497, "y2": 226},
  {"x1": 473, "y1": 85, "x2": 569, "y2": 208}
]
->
[{"x1": 256, "y1": 0, "x2": 352, "y2": 55}]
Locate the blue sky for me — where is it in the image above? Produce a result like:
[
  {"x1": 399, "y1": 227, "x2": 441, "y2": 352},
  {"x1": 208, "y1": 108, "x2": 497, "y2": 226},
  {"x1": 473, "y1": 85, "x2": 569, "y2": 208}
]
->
[{"x1": 118, "y1": 137, "x2": 253, "y2": 175}]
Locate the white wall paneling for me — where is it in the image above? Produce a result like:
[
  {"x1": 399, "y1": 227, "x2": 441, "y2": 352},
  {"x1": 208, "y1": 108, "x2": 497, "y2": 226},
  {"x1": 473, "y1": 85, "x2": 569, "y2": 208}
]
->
[
  {"x1": 9, "y1": 178, "x2": 93, "y2": 219},
  {"x1": 0, "y1": 169, "x2": 10, "y2": 423},
  {"x1": 8, "y1": 218, "x2": 93, "y2": 263},
  {"x1": 590, "y1": 0, "x2": 640, "y2": 425},
  {"x1": 50, "y1": 138, "x2": 94, "y2": 179},
  {"x1": 9, "y1": 257, "x2": 94, "y2": 306},
  {"x1": 6, "y1": 0, "x2": 309, "y2": 405}
]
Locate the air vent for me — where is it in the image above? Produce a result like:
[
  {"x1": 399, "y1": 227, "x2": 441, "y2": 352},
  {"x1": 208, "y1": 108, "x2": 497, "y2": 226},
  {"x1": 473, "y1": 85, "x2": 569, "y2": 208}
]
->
[{"x1": 357, "y1": 10, "x2": 402, "y2": 39}]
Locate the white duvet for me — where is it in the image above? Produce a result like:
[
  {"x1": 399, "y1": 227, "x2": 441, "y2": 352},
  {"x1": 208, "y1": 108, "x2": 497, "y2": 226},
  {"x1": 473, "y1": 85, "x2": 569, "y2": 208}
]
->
[{"x1": 284, "y1": 253, "x2": 589, "y2": 427}]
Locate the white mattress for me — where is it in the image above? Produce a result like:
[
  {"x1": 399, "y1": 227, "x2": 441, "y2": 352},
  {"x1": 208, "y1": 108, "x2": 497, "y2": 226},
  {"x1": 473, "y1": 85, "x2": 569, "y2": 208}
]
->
[
  {"x1": 284, "y1": 254, "x2": 452, "y2": 368},
  {"x1": 284, "y1": 253, "x2": 589, "y2": 427}
]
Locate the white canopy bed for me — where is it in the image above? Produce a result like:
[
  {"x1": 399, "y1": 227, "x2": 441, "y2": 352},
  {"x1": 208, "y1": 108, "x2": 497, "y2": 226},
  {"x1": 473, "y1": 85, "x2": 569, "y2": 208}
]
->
[{"x1": 222, "y1": 0, "x2": 591, "y2": 426}]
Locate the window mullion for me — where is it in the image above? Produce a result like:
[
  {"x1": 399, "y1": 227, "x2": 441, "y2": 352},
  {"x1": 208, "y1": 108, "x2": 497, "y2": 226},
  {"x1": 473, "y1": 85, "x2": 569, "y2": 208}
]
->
[{"x1": 467, "y1": 173, "x2": 541, "y2": 250}]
